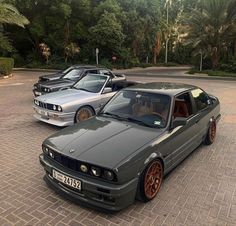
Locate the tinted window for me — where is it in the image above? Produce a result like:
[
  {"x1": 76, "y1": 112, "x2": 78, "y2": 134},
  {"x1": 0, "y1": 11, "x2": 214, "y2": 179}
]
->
[
  {"x1": 173, "y1": 92, "x2": 193, "y2": 118},
  {"x1": 191, "y1": 89, "x2": 209, "y2": 111}
]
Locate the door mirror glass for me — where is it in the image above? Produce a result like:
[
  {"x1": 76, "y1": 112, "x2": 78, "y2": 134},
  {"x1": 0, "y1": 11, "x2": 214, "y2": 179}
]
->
[
  {"x1": 102, "y1": 87, "x2": 112, "y2": 94},
  {"x1": 171, "y1": 117, "x2": 187, "y2": 129}
]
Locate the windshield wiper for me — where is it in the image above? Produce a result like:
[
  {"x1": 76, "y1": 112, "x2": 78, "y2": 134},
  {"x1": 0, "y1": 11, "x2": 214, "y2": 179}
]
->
[{"x1": 124, "y1": 117, "x2": 157, "y2": 128}]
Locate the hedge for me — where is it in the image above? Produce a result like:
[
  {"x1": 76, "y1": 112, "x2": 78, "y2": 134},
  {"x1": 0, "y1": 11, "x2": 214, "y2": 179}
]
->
[{"x1": 0, "y1": 57, "x2": 14, "y2": 76}]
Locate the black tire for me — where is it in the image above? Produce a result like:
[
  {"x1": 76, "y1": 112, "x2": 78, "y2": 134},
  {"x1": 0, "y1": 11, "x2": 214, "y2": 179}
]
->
[
  {"x1": 75, "y1": 106, "x2": 94, "y2": 123},
  {"x1": 204, "y1": 119, "x2": 216, "y2": 145},
  {"x1": 137, "y1": 159, "x2": 163, "y2": 202}
]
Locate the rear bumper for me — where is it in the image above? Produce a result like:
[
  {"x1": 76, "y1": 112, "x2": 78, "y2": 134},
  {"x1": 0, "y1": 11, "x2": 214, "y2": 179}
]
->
[
  {"x1": 39, "y1": 154, "x2": 138, "y2": 212},
  {"x1": 33, "y1": 105, "x2": 74, "y2": 127}
]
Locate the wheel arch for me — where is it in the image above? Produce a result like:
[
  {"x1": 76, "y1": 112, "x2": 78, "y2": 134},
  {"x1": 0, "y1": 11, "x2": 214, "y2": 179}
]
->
[{"x1": 74, "y1": 105, "x2": 96, "y2": 123}]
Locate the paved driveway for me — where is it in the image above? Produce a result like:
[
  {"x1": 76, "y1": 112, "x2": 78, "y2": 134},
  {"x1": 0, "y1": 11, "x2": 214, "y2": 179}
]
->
[{"x1": 0, "y1": 71, "x2": 236, "y2": 226}]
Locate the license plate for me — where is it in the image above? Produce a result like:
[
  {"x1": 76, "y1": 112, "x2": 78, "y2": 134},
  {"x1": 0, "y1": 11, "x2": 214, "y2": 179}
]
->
[
  {"x1": 35, "y1": 91, "x2": 42, "y2": 96},
  {"x1": 52, "y1": 169, "x2": 81, "y2": 190},
  {"x1": 37, "y1": 109, "x2": 48, "y2": 116}
]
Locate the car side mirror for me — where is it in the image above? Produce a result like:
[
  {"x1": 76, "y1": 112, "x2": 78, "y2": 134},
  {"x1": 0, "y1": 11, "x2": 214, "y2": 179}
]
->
[
  {"x1": 170, "y1": 117, "x2": 187, "y2": 129},
  {"x1": 102, "y1": 87, "x2": 112, "y2": 94}
]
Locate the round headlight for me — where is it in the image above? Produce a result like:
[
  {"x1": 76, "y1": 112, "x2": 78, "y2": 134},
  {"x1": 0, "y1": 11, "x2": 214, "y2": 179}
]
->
[
  {"x1": 49, "y1": 150, "x2": 54, "y2": 158},
  {"x1": 80, "y1": 164, "x2": 88, "y2": 173},
  {"x1": 53, "y1": 105, "x2": 57, "y2": 111},
  {"x1": 42, "y1": 146, "x2": 49, "y2": 154},
  {"x1": 34, "y1": 99, "x2": 39, "y2": 106},
  {"x1": 47, "y1": 89, "x2": 51, "y2": 93},
  {"x1": 91, "y1": 167, "x2": 101, "y2": 177},
  {"x1": 104, "y1": 170, "x2": 114, "y2": 181},
  {"x1": 58, "y1": 106, "x2": 62, "y2": 112}
]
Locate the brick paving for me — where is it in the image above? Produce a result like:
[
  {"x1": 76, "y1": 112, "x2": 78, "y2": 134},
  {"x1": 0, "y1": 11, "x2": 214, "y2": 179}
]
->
[{"x1": 0, "y1": 71, "x2": 236, "y2": 226}]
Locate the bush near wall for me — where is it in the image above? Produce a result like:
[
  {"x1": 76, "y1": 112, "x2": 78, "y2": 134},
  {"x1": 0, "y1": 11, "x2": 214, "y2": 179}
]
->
[{"x1": 0, "y1": 57, "x2": 14, "y2": 76}]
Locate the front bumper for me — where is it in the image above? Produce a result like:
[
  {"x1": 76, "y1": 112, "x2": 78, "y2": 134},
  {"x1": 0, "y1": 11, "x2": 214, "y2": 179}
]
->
[
  {"x1": 33, "y1": 105, "x2": 74, "y2": 127},
  {"x1": 39, "y1": 154, "x2": 138, "y2": 211}
]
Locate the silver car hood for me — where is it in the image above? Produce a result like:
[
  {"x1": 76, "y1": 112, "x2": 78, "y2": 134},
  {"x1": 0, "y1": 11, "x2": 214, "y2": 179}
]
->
[{"x1": 35, "y1": 88, "x2": 97, "y2": 105}]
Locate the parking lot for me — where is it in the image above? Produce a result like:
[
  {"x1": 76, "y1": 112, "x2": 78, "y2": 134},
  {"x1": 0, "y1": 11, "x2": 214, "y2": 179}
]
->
[{"x1": 0, "y1": 71, "x2": 236, "y2": 226}]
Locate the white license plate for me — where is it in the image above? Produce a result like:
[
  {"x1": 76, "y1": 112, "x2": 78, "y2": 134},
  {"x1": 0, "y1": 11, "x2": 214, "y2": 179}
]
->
[
  {"x1": 35, "y1": 91, "x2": 42, "y2": 96},
  {"x1": 52, "y1": 169, "x2": 81, "y2": 190}
]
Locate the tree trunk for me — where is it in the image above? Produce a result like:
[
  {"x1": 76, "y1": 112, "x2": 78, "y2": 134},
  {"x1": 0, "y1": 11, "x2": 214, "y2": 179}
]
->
[
  {"x1": 212, "y1": 51, "x2": 220, "y2": 69},
  {"x1": 234, "y1": 39, "x2": 236, "y2": 57},
  {"x1": 153, "y1": 32, "x2": 161, "y2": 64}
]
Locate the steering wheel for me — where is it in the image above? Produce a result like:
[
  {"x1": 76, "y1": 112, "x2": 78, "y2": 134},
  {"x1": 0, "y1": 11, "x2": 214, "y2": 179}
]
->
[{"x1": 149, "y1": 112, "x2": 166, "y2": 125}]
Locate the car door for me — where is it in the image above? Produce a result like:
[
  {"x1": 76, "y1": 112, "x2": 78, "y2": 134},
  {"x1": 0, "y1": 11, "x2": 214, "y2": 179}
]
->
[
  {"x1": 190, "y1": 89, "x2": 212, "y2": 143},
  {"x1": 163, "y1": 92, "x2": 201, "y2": 171}
]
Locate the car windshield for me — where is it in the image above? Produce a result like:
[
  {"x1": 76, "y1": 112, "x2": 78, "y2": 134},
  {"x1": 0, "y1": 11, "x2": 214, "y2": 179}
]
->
[
  {"x1": 100, "y1": 90, "x2": 171, "y2": 128},
  {"x1": 73, "y1": 74, "x2": 108, "y2": 93},
  {"x1": 62, "y1": 69, "x2": 83, "y2": 79},
  {"x1": 61, "y1": 66, "x2": 74, "y2": 74}
]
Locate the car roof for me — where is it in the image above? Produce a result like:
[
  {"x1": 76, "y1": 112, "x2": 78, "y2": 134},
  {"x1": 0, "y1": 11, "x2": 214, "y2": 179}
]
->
[
  {"x1": 125, "y1": 82, "x2": 198, "y2": 96},
  {"x1": 72, "y1": 65, "x2": 97, "y2": 69}
]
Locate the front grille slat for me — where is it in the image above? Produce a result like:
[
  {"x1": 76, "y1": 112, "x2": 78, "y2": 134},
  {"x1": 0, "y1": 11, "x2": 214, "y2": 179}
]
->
[{"x1": 38, "y1": 101, "x2": 54, "y2": 110}]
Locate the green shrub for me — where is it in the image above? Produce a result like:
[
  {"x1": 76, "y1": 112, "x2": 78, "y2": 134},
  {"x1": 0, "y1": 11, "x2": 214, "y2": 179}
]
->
[
  {"x1": 220, "y1": 61, "x2": 236, "y2": 73},
  {"x1": 0, "y1": 57, "x2": 14, "y2": 76}
]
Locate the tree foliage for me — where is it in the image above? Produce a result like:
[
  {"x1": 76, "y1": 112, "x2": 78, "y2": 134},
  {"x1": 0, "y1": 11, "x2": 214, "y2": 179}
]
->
[{"x1": 0, "y1": 0, "x2": 235, "y2": 69}]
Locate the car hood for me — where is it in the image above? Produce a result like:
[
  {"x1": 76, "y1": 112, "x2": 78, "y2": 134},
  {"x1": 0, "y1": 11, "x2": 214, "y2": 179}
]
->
[
  {"x1": 35, "y1": 88, "x2": 97, "y2": 105},
  {"x1": 44, "y1": 117, "x2": 163, "y2": 169},
  {"x1": 40, "y1": 73, "x2": 62, "y2": 81},
  {"x1": 40, "y1": 79, "x2": 74, "y2": 89}
]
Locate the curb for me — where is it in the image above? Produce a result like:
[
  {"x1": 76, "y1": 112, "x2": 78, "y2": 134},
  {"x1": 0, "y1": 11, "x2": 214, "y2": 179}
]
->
[
  {"x1": 0, "y1": 74, "x2": 13, "y2": 79},
  {"x1": 122, "y1": 72, "x2": 236, "y2": 81},
  {"x1": 13, "y1": 68, "x2": 59, "y2": 73}
]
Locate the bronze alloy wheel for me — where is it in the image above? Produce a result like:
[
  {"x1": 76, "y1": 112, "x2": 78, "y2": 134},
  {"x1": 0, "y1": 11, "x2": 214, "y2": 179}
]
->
[
  {"x1": 75, "y1": 107, "x2": 94, "y2": 122},
  {"x1": 204, "y1": 119, "x2": 217, "y2": 145},
  {"x1": 144, "y1": 160, "x2": 163, "y2": 200},
  {"x1": 209, "y1": 120, "x2": 216, "y2": 143}
]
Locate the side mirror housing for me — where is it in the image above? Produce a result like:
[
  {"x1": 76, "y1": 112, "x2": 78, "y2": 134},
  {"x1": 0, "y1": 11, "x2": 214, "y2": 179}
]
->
[
  {"x1": 170, "y1": 117, "x2": 187, "y2": 129},
  {"x1": 102, "y1": 87, "x2": 112, "y2": 94}
]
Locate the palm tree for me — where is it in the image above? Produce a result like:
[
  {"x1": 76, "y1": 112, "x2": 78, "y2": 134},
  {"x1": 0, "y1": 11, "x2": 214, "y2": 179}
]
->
[
  {"x1": 0, "y1": 0, "x2": 29, "y2": 52},
  {"x1": 181, "y1": 0, "x2": 236, "y2": 69}
]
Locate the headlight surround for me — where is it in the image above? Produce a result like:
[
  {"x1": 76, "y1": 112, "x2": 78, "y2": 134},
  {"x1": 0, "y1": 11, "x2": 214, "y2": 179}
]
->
[
  {"x1": 52, "y1": 105, "x2": 62, "y2": 112},
  {"x1": 44, "y1": 88, "x2": 51, "y2": 92},
  {"x1": 57, "y1": 106, "x2": 62, "y2": 112},
  {"x1": 34, "y1": 99, "x2": 40, "y2": 106},
  {"x1": 42, "y1": 145, "x2": 117, "y2": 182},
  {"x1": 91, "y1": 166, "x2": 101, "y2": 177},
  {"x1": 104, "y1": 170, "x2": 115, "y2": 181}
]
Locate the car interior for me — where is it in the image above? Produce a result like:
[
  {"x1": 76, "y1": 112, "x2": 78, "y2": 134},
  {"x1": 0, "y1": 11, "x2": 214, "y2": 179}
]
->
[{"x1": 173, "y1": 93, "x2": 193, "y2": 118}]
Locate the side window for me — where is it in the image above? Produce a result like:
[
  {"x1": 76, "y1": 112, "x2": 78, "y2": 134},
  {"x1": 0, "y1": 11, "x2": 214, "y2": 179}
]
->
[
  {"x1": 173, "y1": 92, "x2": 193, "y2": 118},
  {"x1": 87, "y1": 69, "x2": 98, "y2": 74},
  {"x1": 191, "y1": 89, "x2": 210, "y2": 111},
  {"x1": 99, "y1": 70, "x2": 114, "y2": 77}
]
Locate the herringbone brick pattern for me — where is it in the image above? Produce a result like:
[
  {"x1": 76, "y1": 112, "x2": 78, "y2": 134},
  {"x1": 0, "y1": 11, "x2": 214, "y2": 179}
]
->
[{"x1": 0, "y1": 71, "x2": 235, "y2": 226}]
